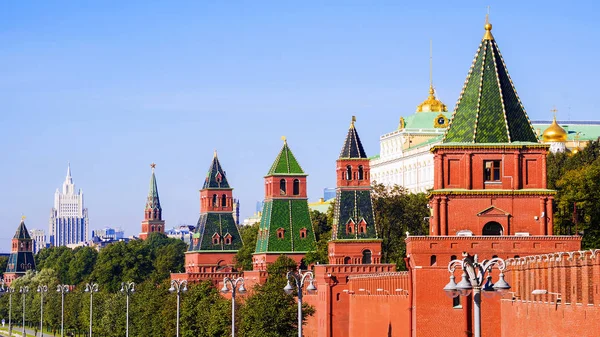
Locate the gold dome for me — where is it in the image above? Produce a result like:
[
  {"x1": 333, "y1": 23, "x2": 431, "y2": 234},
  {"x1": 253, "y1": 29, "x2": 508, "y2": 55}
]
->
[
  {"x1": 417, "y1": 85, "x2": 447, "y2": 113},
  {"x1": 542, "y1": 117, "x2": 568, "y2": 142},
  {"x1": 570, "y1": 147, "x2": 581, "y2": 156}
]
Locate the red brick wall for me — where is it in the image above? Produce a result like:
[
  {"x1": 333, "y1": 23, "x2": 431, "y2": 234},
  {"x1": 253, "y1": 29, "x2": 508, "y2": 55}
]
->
[{"x1": 500, "y1": 249, "x2": 600, "y2": 337}]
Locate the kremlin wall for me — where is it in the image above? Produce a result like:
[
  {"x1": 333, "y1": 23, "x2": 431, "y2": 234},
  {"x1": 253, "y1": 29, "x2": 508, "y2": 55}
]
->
[
  {"x1": 167, "y1": 19, "x2": 599, "y2": 337},
  {"x1": 7, "y1": 16, "x2": 599, "y2": 337}
]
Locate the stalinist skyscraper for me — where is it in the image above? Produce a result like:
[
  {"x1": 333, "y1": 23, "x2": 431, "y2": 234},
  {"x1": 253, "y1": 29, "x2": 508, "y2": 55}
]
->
[{"x1": 49, "y1": 164, "x2": 89, "y2": 246}]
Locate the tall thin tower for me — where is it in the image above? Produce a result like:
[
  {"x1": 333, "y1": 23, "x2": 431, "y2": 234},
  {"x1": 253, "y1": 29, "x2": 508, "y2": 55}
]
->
[{"x1": 49, "y1": 164, "x2": 89, "y2": 246}]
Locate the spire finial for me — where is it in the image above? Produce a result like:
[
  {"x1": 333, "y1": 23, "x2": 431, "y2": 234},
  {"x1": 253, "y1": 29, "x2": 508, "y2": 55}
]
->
[
  {"x1": 150, "y1": 162, "x2": 156, "y2": 171},
  {"x1": 214, "y1": 149, "x2": 218, "y2": 158},
  {"x1": 281, "y1": 136, "x2": 287, "y2": 144},
  {"x1": 551, "y1": 107, "x2": 558, "y2": 120},
  {"x1": 351, "y1": 115, "x2": 356, "y2": 128},
  {"x1": 429, "y1": 39, "x2": 433, "y2": 88},
  {"x1": 21, "y1": 215, "x2": 26, "y2": 222},
  {"x1": 483, "y1": 6, "x2": 494, "y2": 40}
]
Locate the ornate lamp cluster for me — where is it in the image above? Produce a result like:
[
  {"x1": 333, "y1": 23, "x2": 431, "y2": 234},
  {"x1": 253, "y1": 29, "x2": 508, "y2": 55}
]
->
[{"x1": 443, "y1": 253, "x2": 510, "y2": 337}]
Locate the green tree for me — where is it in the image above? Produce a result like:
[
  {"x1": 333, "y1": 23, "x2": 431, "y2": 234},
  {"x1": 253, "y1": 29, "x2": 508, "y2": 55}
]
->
[
  {"x1": 234, "y1": 222, "x2": 259, "y2": 271},
  {"x1": 372, "y1": 184, "x2": 429, "y2": 269},
  {"x1": 238, "y1": 255, "x2": 314, "y2": 337},
  {"x1": 181, "y1": 281, "x2": 231, "y2": 337}
]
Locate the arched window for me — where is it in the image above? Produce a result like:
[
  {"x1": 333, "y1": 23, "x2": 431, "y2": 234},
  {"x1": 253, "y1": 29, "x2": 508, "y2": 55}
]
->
[
  {"x1": 358, "y1": 165, "x2": 364, "y2": 180},
  {"x1": 430, "y1": 255, "x2": 437, "y2": 266},
  {"x1": 221, "y1": 194, "x2": 227, "y2": 207},
  {"x1": 482, "y1": 221, "x2": 503, "y2": 235},
  {"x1": 293, "y1": 179, "x2": 300, "y2": 195},
  {"x1": 212, "y1": 234, "x2": 220, "y2": 245},
  {"x1": 212, "y1": 194, "x2": 218, "y2": 207},
  {"x1": 280, "y1": 179, "x2": 287, "y2": 195},
  {"x1": 362, "y1": 250, "x2": 372, "y2": 264},
  {"x1": 346, "y1": 165, "x2": 352, "y2": 180},
  {"x1": 344, "y1": 256, "x2": 351, "y2": 264},
  {"x1": 450, "y1": 255, "x2": 457, "y2": 262},
  {"x1": 277, "y1": 228, "x2": 285, "y2": 239}
]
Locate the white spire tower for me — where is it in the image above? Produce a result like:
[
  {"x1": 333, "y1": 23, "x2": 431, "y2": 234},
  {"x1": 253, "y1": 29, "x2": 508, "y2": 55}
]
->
[{"x1": 49, "y1": 163, "x2": 89, "y2": 246}]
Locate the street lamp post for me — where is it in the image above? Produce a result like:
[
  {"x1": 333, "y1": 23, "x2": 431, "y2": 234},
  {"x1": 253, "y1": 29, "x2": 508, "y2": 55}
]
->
[
  {"x1": 56, "y1": 285, "x2": 69, "y2": 337},
  {"x1": 6, "y1": 286, "x2": 15, "y2": 337},
  {"x1": 169, "y1": 280, "x2": 187, "y2": 337},
  {"x1": 37, "y1": 285, "x2": 48, "y2": 337},
  {"x1": 20, "y1": 287, "x2": 29, "y2": 337},
  {"x1": 120, "y1": 282, "x2": 135, "y2": 337},
  {"x1": 284, "y1": 270, "x2": 317, "y2": 337},
  {"x1": 220, "y1": 277, "x2": 246, "y2": 337},
  {"x1": 443, "y1": 253, "x2": 511, "y2": 337},
  {"x1": 85, "y1": 283, "x2": 98, "y2": 337}
]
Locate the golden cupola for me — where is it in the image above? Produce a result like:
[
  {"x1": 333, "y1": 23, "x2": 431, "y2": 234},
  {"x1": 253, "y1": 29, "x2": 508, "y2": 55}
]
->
[
  {"x1": 416, "y1": 85, "x2": 447, "y2": 113},
  {"x1": 542, "y1": 116, "x2": 568, "y2": 142}
]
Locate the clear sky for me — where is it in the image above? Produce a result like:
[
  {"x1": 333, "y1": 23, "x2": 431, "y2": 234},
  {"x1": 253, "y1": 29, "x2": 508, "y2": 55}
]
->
[{"x1": 0, "y1": 0, "x2": 598, "y2": 252}]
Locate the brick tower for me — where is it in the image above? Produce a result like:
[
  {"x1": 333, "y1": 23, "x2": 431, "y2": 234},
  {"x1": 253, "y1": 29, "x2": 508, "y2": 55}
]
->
[
  {"x1": 405, "y1": 18, "x2": 581, "y2": 337},
  {"x1": 253, "y1": 137, "x2": 316, "y2": 270},
  {"x1": 186, "y1": 151, "x2": 243, "y2": 270},
  {"x1": 5, "y1": 217, "x2": 36, "y2": 285},
  {"x1": 329, "y1": 116, "x2": 382, "y2": 264},
  {"x1": 139, "y1": 163, "x2": 165, "y2": 240}
]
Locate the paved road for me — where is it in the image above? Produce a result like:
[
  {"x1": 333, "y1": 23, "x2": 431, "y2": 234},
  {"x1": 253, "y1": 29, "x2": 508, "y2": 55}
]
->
[{"x1": 0, "y1": 326, "x2": 56, "y2": 337}]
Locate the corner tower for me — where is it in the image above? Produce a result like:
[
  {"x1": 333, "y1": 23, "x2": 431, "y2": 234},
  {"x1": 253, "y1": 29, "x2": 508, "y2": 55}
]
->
[
  {"x1": 329, "y1": 117, "x2": 382, "y2": 264},
  {"x1": 5, "y1": 217, "x2": 36, "y2": 285},
  {"x1": 253, "y1": 137, "x2": 316, "y2": 270},
  {"x1": 139, "y1": 163, "x2": 165, "y2": 240}
]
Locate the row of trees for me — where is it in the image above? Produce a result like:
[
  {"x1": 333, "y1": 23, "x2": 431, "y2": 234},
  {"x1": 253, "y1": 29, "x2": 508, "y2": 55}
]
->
[{"x1": 0, "y1": 233, "x2": 310, "y2": 337}]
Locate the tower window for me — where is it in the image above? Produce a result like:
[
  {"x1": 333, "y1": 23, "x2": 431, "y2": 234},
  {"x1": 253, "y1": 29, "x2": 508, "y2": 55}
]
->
[
  {"x1": 362, "y1": 250, "x2": 372, "y2": 264},
  {"x1": 484, "y1": 160, "x2": 501, "y2": 182},
  {"x1": 346, "y1": 223, "x2": 354, "y2": 234},
  {"x1": 222, "y1": 194, "x2": 227, "y2": 207},
  {"x1": 299, "y1": 228, "x2": 307, "y2": 239},
  {"x1": 277, "y1": 228, "x2": 285, "y2": 239},
  {"x1": 280, "y1": 179, "x2": 287, "y2": 195},
  {"x1": 358, "y1": 165, "x2": 364, "y2": 180},
  {"x1": 358, "y1": 219, "x2": 367, "y2": 234},
  {"x1": 293, "y1": 179, "x2": 300, "y2": 196},
  {"x1": 430, "y1": 255, "x2": 437, "y2": 266},
  {"x1": 344, "y1": 256, "x2": 351, "y2": 264},
  {"x1": 224, "y1": 234, "x2": 232, "y2": 245},
  {"x1": 346, "y1": 165, "x2": 352, "y2": 180},
  {"x1": 212, "y1": 194, "x2": 218, "y2": 207},
  {"x1": 212, "y1": 233, "x2": 220, "y2": 245}
]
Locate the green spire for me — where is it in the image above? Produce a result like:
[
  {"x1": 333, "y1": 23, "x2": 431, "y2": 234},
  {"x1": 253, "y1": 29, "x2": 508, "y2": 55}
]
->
[
  {"x1": 146, "y1": 163, "x2": 161, "y2": 210},
  {"x1": 203, "y1": 150, "x2": 230, "y2": 189},
  {"x1": 267, "y1": 137, "x2": 306, "y2": 176},
  {"x1": 443, "y1": 20, "x2": 538, "y2": 144}
]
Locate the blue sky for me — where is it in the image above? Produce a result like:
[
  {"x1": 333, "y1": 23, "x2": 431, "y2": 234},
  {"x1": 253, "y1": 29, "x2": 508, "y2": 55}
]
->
[{"x1": 0, "y1": 1, "x2": 598, "y2": 252}]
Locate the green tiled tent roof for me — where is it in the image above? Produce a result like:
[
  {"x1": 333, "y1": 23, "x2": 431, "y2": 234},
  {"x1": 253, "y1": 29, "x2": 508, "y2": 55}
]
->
[
  {"x1": 332, "y1": 190, "x2": 378, "y2": 240},
  {"x1": 339, "y1": 119, "x2": 368, "y2": 159},
  {"x1": 254, "y1": 199, "x2": 316, "y2": 253},
  {"x1": 443, "y1": 22, "x2": 538, "y2": 144},
  {"x1": 203, "y1": 152, "x2": 230, "y2": 189},
  {"x1": 267, "y1": 140, "x2": 306, "y2": 176},
  {"x1": 189, "y1": 213, "x2": 242, "y2": 251}
]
